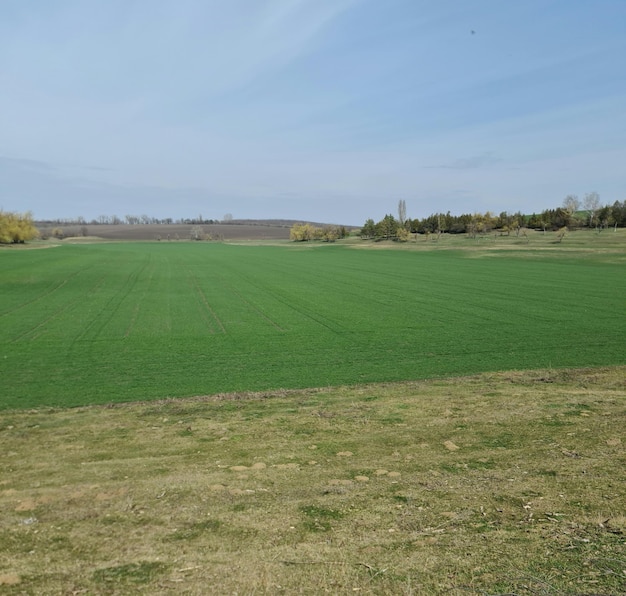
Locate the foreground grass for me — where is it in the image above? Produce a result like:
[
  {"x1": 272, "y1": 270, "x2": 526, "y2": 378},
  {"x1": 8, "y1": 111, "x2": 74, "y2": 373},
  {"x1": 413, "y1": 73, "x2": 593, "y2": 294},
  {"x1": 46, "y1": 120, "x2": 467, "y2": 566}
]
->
[{"x1": 1, "y1": 367, "x2": 624, "y2": 594}]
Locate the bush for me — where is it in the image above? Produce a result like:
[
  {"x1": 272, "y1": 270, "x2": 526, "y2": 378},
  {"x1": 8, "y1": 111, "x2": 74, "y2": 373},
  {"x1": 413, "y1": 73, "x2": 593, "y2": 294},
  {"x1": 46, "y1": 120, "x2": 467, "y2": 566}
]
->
[
  {"x1": 396, "y1": 227, "x2": 410, "y2": 242},
  {"x1": 0, "y1": 211, "x2": 39, "y2": 244}
]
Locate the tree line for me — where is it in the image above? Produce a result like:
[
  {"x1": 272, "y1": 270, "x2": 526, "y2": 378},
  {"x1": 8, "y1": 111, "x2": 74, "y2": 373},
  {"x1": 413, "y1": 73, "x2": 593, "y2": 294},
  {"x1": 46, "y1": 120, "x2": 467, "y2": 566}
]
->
[
  {"x1": 37, "y1": 214, "x2": 220, "y2": 226},
  {"x1": 360, "y1": 195, "x2": 626, "y2": 241}
]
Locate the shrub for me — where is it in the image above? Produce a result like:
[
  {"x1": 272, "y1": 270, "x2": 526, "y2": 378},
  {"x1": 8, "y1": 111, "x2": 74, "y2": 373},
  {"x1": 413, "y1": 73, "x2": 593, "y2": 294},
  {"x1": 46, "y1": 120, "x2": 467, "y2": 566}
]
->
[{"x1": 0, "y1": 211, "x2": 39, "y2": 244}]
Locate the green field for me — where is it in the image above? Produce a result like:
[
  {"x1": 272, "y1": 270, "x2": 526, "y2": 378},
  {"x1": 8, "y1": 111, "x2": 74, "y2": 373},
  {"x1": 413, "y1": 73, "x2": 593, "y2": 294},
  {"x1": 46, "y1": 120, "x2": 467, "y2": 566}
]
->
[{"x1": 1, "y1": 238, "x2": 625, "y2": 409}]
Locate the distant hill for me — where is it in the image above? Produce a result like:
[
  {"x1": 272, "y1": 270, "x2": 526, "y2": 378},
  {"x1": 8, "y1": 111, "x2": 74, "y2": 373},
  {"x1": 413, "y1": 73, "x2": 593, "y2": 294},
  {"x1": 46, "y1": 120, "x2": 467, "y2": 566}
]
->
[
  {"x1": 227, "y1": 218, "x2": 348, "y2": 228},
  {"x1": 35, "y1": 220, "x2": 356, "y2": 242}
]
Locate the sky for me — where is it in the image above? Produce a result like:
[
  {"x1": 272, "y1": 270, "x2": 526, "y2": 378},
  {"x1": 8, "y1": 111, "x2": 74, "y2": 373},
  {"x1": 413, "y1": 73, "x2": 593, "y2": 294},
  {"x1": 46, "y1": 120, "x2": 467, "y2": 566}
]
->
[{"x1": 1, "y1": 0, "x2": 625, "y2": 225}]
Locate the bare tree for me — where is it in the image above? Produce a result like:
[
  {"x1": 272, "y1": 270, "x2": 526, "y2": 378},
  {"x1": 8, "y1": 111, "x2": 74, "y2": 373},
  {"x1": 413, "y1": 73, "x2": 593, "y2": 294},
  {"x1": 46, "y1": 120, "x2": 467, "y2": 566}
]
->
[
  {"x1": 397, "y1": 200, "x2": 407, "y2": 227},
  {"x1": 583, "y1": 192, "x2": 601, "y2": 228},
  {"x1": 562, "y1": 194, "x2": 580, "y2": 216},
  {"x1": 190, "y1": 226, "x2": 204, "y2": 240}
]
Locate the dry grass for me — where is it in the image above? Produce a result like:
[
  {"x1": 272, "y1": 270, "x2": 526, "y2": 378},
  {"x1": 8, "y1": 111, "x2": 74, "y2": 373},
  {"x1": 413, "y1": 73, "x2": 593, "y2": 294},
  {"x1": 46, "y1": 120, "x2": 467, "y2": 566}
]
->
[
  {"x1": 1, "y1": 367, "x2": 625, "y2": 594},
  {"x1": 348, "y1": 227, "x2": 626, "y2": 259}
]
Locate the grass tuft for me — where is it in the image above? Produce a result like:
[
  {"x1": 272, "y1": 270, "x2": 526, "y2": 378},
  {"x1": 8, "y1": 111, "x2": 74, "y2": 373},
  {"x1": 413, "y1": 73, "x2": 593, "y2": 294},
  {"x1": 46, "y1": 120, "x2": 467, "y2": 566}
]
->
[{"x1": 92, "y1": 561, "x2": 168, "y2": 586}]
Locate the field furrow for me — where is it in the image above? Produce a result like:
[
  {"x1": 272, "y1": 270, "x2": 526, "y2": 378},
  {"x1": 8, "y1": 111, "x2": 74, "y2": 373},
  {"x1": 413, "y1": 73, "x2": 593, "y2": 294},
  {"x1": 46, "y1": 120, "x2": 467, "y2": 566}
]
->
[
  {"x1": 187, "y1": 271, "x2": 227, "y2": 334},
  {"x1": 208, "y1": 271, "x2": 287, "y2": 333},
  {"x1": 0, "y1": 262, "x2": 92, "y2": 319},
  {"x1": 9, "y1": 274, "x2": 109, "y2": 343},
  {"x1": 83, "y1": 253, "x2": 154, "y2": 342}
]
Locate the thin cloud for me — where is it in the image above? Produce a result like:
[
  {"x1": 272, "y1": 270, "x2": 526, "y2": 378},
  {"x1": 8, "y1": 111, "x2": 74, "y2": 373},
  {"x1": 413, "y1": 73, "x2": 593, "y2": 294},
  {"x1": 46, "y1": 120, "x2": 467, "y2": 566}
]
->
[
  {"x1": 429, "y1": 152, "x2": 503, "y2": 170},
  {"x1": 0, "y1": 155, "x2": 56, "y2": 173},
  {"x1": 0, "y1": 155, "x2": 113, "y2": 176}
]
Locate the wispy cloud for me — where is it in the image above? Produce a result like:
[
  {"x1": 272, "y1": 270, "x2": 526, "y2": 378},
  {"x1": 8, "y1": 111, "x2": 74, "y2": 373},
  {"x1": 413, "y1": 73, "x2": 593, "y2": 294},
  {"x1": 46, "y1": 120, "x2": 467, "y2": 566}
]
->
[
  {"x1": 428, "y1": 152, "x2": 502, "y2": 170},
  {"x1": 0, "y1": 155, "x2": 55, "y2": 174}
]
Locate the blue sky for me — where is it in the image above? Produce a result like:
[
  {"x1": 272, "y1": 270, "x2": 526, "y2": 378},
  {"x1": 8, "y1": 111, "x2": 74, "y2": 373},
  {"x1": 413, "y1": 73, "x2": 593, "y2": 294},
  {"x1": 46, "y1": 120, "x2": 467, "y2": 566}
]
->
[{"x1": 1, "y1": 0, "x2": 625, "y2": 225}]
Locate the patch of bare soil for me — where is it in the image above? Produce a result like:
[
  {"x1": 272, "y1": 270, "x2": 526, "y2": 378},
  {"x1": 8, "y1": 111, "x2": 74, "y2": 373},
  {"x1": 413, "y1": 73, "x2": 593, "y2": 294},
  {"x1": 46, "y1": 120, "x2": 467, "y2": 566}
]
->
[{"x1": 0, "y1": 573, "x2": 21, "y2": 586}]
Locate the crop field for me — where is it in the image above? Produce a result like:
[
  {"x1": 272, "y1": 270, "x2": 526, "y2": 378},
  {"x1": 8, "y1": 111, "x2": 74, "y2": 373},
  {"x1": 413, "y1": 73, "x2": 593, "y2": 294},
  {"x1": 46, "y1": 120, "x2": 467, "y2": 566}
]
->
[{"x1": 1, "y1": 234, "x2": 625, "y2": 410}]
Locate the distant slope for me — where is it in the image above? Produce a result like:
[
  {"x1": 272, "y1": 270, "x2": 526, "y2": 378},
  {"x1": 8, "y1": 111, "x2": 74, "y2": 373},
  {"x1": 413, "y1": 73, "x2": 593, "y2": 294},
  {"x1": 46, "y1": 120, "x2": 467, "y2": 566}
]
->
[
  {"x1": 35, "y1": 220, "x2": 355, "y2": 241},
  {"x1": 37, "y1": 222, "x2": 291, "y2": 241}
]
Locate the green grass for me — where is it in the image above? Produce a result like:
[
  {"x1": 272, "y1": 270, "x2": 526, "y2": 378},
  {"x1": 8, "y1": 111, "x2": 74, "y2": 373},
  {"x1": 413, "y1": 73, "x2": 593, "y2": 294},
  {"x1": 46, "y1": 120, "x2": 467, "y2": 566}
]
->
[{"x1": 1, "y1": 234, "x2": 625, "y2": 409}]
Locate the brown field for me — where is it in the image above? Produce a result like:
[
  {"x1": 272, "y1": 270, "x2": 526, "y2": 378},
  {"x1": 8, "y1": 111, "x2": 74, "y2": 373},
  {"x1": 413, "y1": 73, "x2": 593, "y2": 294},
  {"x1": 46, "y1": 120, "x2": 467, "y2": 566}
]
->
[{"x1": 37, "y1": 222, "x2": 294, "y2": 242}]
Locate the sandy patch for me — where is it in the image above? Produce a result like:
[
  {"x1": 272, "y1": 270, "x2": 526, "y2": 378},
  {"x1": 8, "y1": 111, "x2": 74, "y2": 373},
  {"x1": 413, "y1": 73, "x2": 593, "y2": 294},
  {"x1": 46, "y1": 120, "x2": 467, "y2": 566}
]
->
[
  {"x1": 0, "y1": 574, "x2": 20, "y2": 586},
  {"x1": 329, "y1": 479, "x2": 353, "y2": 486},
  {"x1": 207, "y1": 484, "x2": 226, "y2": 492},
  {"x1": 273, "y1": 463, "x2": 299, "y2": 470},
  {"x1": 15, "y1": 498, "x2": 37, "y2": 512}
]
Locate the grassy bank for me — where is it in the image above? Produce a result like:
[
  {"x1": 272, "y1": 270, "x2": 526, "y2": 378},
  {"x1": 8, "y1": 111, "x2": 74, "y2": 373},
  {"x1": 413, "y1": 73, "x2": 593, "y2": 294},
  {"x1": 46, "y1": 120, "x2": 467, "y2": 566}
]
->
[{"x1": 1, "y1": 367, "x2": 624, "y2": 594}]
